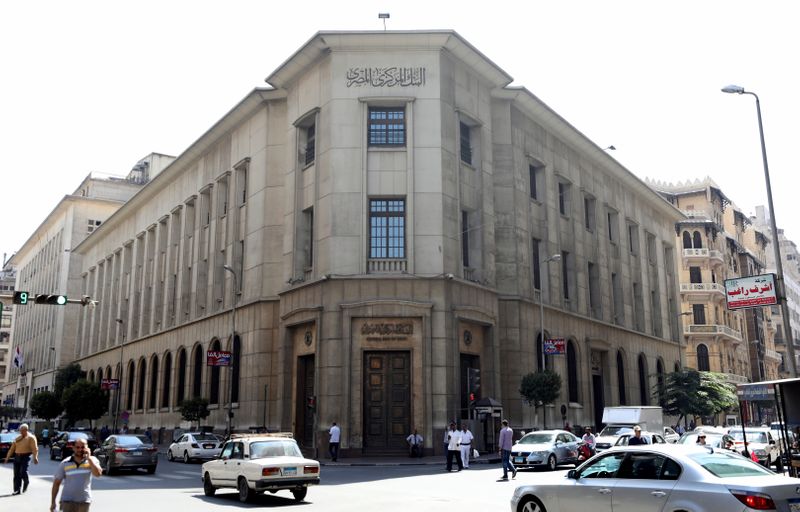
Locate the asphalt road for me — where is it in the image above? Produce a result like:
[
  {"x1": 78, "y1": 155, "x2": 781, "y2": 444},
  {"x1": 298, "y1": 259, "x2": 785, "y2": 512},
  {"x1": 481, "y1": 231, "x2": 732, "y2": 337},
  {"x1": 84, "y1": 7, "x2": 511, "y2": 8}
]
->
[{"x1": 0, "y1": 450, "x2": 570, "y2": 511}]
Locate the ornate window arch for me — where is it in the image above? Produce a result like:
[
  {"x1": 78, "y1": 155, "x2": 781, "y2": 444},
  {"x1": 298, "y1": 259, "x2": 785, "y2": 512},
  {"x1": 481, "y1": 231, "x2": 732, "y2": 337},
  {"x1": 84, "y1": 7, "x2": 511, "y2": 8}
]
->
[
  {"x1": 697, "y1": 344, "x2": 710, "y2": 371},
  {"x1": 692, "y1": 231, "x2": 703, "y2": 249},
  {"x1": 682, "y1": 231, "x2": 692, "y2": 249}
]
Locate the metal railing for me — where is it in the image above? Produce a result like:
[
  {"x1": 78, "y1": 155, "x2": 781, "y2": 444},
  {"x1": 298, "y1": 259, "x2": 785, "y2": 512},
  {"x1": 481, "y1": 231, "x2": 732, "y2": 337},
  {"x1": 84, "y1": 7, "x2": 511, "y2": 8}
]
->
[
  {"x1": 721, "y1": 372, "x2": 750, "y2": 384},
  {"x1": 684, "y1": 324, "x2": 743, "y2": 342},
  {"x1": 679, "y1": 282, "x2": 725, "y2": 294},
  {"x1": 367, "y1": 259, "x2": 407, "y2": 273}
]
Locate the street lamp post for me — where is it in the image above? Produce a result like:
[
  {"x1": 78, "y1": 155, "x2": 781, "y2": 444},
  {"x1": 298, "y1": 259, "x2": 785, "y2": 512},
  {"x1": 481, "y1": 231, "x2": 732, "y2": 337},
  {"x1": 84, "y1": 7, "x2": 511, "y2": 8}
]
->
[
  {"x1": 721, "y1": 85, "x2": 798, "y2": 377},
  {"x1": 113, "y1": 318, "x2": 126, "y2": 434},
  {"x1": 223, "y1": 265, "x2": 238, "y2": 437},
  {"x1": 539, "y1": 254, "x2": 562, "y2": 371}
]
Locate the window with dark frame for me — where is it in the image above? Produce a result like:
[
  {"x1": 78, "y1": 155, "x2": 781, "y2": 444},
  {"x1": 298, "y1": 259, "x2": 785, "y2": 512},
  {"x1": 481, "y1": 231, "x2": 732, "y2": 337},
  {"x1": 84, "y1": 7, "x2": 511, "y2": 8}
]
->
[
  {"x1": 459, "y1": 122, "x2": 472, "y2": 165},
  {"x1": 584, "y1": 196, "x2": 596, "y2": 231},
  {"x1": 558, "y1": 182, "x2": 569, "y2": 215},
  {"x1": 461, "y1": 210, "x2": 470, "y2": 268},
  {"x1": 369, "y1": 199, "x2": 405, "y2": 259},
  {"x1": 368, "y1": 107, "x2": 405, "y2": 146},
  {"x1": 529, "y1": 165, "x2": 541, "y2": 200},
  {"x1": 692, "y1": 304, "x2": 706, "y2": 324},
  {"x1": 697, "y1": 344, "x2": 710, "y2": 371},
  {"x1": 532, "y1": 238, "x2": 541, "y2": 290},
  {"x1": 304, "y1": 123, "x2": 316, "y2": 165},
  {"x1": 561, "y1": 251, "x2": 570, "y2": 300}
]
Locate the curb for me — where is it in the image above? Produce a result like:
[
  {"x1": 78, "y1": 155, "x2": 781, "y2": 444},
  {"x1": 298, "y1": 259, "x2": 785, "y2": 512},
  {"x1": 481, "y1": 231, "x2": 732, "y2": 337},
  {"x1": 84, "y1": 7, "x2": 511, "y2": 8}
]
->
[{"x1": 320, "y1": 457, "x2": 501, "y2": 467}]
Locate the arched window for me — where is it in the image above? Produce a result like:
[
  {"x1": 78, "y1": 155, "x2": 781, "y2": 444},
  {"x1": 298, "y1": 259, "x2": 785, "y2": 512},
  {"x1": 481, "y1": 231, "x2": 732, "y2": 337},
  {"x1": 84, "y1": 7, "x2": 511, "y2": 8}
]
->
[
  {"x1": 126, "y1": 360, "x2": 135, "y2": 410},
  {"x1": 682, "y1": 231, "x2": 691, "y2": 249},
  {"x1": 692, "y1": 231, "x2": 702, "y2": 249},
  {"x1": 567, "y1": 340, "x2": 579, "y2": 403},
  {"x1": 192, "y1": 345, "x2": 203, "y2": 398},
  {"x1": 137, "y1": 359, "x2": 147, "y2": 410},
  {"x1": 162, "y1": 352, "x2": 172, "y2": 408},
  {"x1": 105, "y1": 366, "x2": 112, "y2": 412},
  {"x1": 674, "y1": 361, "x2": 681, "y2": 373},
  {"x1": 176, "y1": 348, "x2": 187, "y2": 405},
  {"x1": 231, "y1": 335, "x2": 241, "y2": 403},
  {"x1": 617, "y1": 350, "x2": 627, "y2": 405},
  {"x1": 656, "y1": 359, "x2": 665, "y2": 406},
  {"x1": 97, "y1": 368, "x2": 103, "y2": 382},
  {"x1": 149, "y1": 355, "x2": 159, "y2": 410},
  {"x1": 88, "y1": 369, "x2": 95, "y2": 382},
  {"x1": 209, "y1": 339, "x2": 221, "y2": 404},
  {"x1": 638, "y1": 353, "x2": 649, "y2": 405},
  {"x1": 697, "y1": 344, "x2": 710, "y2": 371}
]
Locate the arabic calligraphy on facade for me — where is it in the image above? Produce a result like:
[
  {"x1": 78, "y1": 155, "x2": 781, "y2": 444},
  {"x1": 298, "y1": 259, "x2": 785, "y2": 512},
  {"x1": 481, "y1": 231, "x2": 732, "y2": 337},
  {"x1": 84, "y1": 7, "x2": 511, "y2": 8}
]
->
[
  {"x1": 361, "y1": 322, "x2": 414, "y2": 336},
  {"x1": 346, "y1": 67, "x2": 426, "y2": 88}
]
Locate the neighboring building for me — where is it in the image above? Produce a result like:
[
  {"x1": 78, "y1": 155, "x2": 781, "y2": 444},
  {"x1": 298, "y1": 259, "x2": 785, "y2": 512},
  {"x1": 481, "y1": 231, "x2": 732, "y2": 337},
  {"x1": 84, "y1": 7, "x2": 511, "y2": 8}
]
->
[
  {"x1": 649, "y1": 178, "x2": 781, "y2": 424},
  {"x1": 71, "y1": 30, "x2": 683, "y2": 457},
  {"x1": 752, "y1": 205, "x2": 800, "y2": 377},
  {"x1": 0, "y1": 262, "x2": 15, "y2": 402},
  {"x1": 3, "y1": 155, "x2": 172, "y2": 416}
]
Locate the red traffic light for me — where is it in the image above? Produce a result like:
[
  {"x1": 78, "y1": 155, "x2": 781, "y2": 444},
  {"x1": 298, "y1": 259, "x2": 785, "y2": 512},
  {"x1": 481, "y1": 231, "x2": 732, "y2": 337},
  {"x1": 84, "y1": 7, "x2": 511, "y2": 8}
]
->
[{"x1": 469, "y1": 392, "x2": 476, "y2": 403}]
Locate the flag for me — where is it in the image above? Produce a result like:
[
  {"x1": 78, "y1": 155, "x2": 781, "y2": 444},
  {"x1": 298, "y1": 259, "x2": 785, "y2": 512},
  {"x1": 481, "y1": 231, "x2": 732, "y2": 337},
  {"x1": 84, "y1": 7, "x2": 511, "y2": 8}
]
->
[{"x1": 12, "y1": 347, "x2": 23, "y2": 368}]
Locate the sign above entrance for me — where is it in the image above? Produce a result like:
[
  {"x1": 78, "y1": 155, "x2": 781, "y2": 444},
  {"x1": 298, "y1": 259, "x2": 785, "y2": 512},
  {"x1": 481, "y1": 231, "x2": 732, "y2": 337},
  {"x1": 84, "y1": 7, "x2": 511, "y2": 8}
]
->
[
  {"x1": 361, "y1": 321, "x2": 414, "y2": 341},
  {"x1": 207, "y1": 350, "x2": 232, "y2": 367},
  {"x1": 724, "y1": 273, "x2": 777, "y2": 310},
  {"x1": 544, "y1": 338, "x2": 566, "y2": 355},
  {"x1": 346, "y1": 67, "x2": 427, "y2": 88}
]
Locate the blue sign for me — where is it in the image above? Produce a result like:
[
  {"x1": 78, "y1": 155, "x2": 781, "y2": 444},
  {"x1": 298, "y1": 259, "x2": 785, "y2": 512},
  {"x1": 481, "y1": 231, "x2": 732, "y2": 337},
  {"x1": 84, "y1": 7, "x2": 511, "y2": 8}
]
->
[{"x1": 736, "y1": 384, "x2": 774, "y2": 401}]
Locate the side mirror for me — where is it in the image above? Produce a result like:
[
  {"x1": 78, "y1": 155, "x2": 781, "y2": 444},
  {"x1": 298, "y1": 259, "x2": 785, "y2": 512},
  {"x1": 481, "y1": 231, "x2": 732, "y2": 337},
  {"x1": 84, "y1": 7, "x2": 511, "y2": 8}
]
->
[{"x1": 567, "y1": 469, "x2": 579, "y2": 480}]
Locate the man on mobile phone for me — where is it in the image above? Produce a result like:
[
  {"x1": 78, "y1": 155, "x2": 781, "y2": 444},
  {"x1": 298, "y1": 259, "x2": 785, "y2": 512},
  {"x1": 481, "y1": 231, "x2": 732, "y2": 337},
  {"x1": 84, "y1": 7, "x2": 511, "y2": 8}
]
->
[{"x1": 50, "y1": 437, "x2": 102, "y2": 512}]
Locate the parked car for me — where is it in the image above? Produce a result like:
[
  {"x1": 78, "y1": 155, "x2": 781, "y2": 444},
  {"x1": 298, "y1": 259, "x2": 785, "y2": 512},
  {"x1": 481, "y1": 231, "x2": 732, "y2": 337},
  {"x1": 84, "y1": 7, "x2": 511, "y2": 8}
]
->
[
  {"x1": 50, "y1": 431, "x2": 99, "y2": 460},
  {"x1": 0, "y1": 432, "x2": 19, "y2": 460},
  {"x1": 662, "y1": 426, "x2": 679, "y2": 443},
  {"x1": 727, "y1": 427, "x2": 782, "y2": 470},
  {"x1": 94, "y1": 434, "x2": 158, "y2": 475},
  {"x1": 510, "y1": 444, "x2": 800, "y2": 512},
  {"x1": 614, "y1": 432, "x2": 667, "y2": 446},
  {"x1": 510, "y1": 430, "x2": 581, "y2": 471},
  {"x1": 677, "y1": 432, "x2": 734, "y2": 449},
  {"x1": 594, "y1": 425, "x2": 634, "y2": 453},
  {"x1": 168, "y1": 432, "x2": 222, "y2": 463},
  {"x1": 201, "y1": 433, "x2": 320, "y2": 503}
]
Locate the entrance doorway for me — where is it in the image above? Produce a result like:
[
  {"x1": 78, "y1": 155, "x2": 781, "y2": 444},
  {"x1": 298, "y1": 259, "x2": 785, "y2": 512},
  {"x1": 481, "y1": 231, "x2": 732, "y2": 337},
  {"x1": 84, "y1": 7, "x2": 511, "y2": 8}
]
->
[
  {"x1": 296, "y1": 355, "x2": 315, "y2": 449},
  {"x1": 363, "y1": 351, "x2": 411, "y2": 454},
  {"x1": 592, "y1": 374, "x2": 605, "y2": 430}
]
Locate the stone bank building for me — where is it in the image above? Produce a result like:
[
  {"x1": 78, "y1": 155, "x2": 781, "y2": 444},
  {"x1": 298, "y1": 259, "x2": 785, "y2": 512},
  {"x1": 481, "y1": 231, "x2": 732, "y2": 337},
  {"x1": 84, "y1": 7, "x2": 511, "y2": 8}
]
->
[{"x1": 72, "y1": 31, "x2": 682, "y2": 456}]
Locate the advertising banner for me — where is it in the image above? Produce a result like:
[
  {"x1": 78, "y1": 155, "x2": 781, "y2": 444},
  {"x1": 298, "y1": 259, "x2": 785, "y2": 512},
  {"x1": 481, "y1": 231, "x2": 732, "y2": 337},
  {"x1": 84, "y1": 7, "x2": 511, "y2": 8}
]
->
[
  {"x1": 724, "y1": 274, "x2": 777, "y2": 310},
  {"x1": 207, "y1": 350, "x2": 232, "y2": 367},
  {"x1": 100, "y1": 378, "x2": 119, "y2": 390},
  {"x1": 544, "y1": 338, "x2": 566, "y2": 355}
]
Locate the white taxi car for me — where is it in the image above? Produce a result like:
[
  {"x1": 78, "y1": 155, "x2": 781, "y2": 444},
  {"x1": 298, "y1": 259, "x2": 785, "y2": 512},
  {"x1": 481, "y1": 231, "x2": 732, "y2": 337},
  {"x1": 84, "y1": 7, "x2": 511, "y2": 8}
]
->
[{"x1": 201, "y1": 433, "x2": 320, "y2": 503}]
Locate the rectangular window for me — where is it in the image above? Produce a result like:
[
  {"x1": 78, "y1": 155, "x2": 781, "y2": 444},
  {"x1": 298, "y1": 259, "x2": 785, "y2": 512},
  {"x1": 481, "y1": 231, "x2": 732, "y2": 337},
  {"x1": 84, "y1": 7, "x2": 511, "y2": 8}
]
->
[
  {"x1": 369, "y1": 199, "x2": 406, "y2": 258},
  {"x1": 689, "y1": 266, "x2": 702, "y2": 283},
  {"x1": 558, "y1": 182, "x2": 570, "y2": 216},
  {"x1": 561, "y1": 251, "x2": 570, "y2": 300},
  {"x1": 612, "y1": 272, "x2": 624, "y2": 325},
  {"x1": 693, "y1": 304, "x2": 706, "y2": 324},
  {"x1": 304, "y1": 123, "x2": 316, "y2": 165},
  {"x1": 459, "y1": 122, "x2": 472, "y2": 165},
  {"x1": 368, "y1": 107, "x2": 406, "y2": 146},
  {"x1": 584, "y1": 196, "x2": 596, "y2": 231},
  {"x1": 628, "y1": 223, "x2": 639, "y2": 254},
  {"x1": 87, "y1": 219, "x2": 102, "y2": 234},
  {"x1": 633, "y1": 282, "x2": 644, "y2": 331},
  {"x1": 303, "y1": 208, "x2": 314, "y2": 269},
  {"x1": 532, "y1": 238, "x2": 541, "y2": 290},
  {"x1": 588, "y1": 262, "x2": 600, "y2": 317},
  {"x1": 217, "y1": 176, "x2": 229, "y2": 218},
  {"x1": 647, "y1": 233, "x2": 657, "y2": 264},
  {"x1": 461, "y1": 210, "x2": 470, "y2": 268},
  {"x1": 529, "y1": 165, "x2": 542, "y2": 201},
  {"x1": 607, "y1": 209, "x2": 619, "y2": 243}
]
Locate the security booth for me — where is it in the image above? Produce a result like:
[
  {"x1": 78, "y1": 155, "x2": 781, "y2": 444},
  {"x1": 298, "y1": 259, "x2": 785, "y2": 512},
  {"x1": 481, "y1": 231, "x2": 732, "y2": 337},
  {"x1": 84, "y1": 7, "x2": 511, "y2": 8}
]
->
[
  {"x1": 736, "y1": 377, "x2": 800, "y2": 478},
  {"x1": 473, "y1": 397, "x2": 503, "y2": 453}
]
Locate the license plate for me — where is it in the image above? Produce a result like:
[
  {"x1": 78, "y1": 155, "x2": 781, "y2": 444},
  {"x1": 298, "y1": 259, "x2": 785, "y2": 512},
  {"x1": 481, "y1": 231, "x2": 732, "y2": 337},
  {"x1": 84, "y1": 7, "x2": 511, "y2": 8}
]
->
[
  {"x1": 283, "y1": 467, "x2": 297, "y2": 476},
  {"x1": 132, "y1": 451, "x2": 142, "y2": 456},
  {"x1": 515, "y1": 457, "x2": 524, "y2": 463},
  {"x1": 203, "y1": 444, "x2": 214, "y2": 449},
  {"x1": 789, "y1": 498, "x2": 800, "y2": 512}
]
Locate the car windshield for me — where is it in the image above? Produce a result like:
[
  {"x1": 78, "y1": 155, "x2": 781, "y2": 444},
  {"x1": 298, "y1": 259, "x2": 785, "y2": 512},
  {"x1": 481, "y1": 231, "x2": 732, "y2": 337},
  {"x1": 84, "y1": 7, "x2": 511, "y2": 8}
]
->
[
  {"x1": 249, "y1": 440, "x2": 303, "y2": 458},
  {"x1": 1, "y1": 433, "x2": 18, "y2": 442},
  {"x1": 688, "y1": 451, "x2": 774, "y2": 478},
  {"x1": 729, "y1": 431, "x2": 768, "y2": 443},
  {"x1": 599, "y1": 426, "x2": 633, "y2": 437},
  {"x1": 194, "y1": 433, "x2": 219, "y2": 441},
  {"x1": 679, "y1": 433, "x2": 722, "y2": 445},
  {"x1": 68, "y1": 432, "x2": 94, "y2": 441},
  {"x1": 519, "y1": 433, "x2": 555, "y2": 444},
  {"x1": 114, "y1": 435, "x2": 144, "y2": 446}
]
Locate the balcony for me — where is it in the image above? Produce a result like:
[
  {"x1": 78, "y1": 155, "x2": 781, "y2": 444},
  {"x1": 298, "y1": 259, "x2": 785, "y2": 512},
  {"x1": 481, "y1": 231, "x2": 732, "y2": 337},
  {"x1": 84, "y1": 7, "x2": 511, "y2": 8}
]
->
[
  {"x1": 367, "y1": 258, "x2": 407, "y2": 274},
  {"x1": 681, "y1": 209, "x2": 711, "y2": 220},
  {"x1": 681, "y1": 248, "x2": 724, "y2": 266},
  {"x1": 684, "y1": 324, "x2": 743, "y2": 343},
  {"x1": 721, "y1": 372, "x2": 750, "y2": 385},
  {"x1": 680, "y1": 282, "x2": 725, "y2": 301},
  {"x1": 764, "y1": 349, "x2": 782, "y2": 362}
]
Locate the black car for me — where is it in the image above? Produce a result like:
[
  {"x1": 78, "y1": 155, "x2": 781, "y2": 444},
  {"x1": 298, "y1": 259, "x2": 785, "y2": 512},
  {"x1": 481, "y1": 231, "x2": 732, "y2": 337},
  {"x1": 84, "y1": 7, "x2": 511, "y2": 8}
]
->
[
  {"x1": 50, "y1": 431, "x2": 99, "y2": 461},
  {"x1": 0, "y1": 432, "x2": 19, "y2": 461}
]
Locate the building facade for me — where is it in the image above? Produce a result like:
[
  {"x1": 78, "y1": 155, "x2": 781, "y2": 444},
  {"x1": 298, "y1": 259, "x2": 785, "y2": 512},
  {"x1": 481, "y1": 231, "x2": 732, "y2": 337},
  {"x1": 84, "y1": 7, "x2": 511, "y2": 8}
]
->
[
  {"x1": 0, "y1": 263, "x2": 15, "y2": 402},
  {"x1": 69, "y1": 30, "x2": 683, "y2": 456}
]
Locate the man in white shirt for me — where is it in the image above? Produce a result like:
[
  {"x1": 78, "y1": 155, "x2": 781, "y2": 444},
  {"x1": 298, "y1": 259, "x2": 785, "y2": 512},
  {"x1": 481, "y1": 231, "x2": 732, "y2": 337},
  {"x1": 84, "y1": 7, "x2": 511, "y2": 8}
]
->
[
  {"x1": 328, "y1": 422, "x2": 341, "y2": 462},
  {"x1": 582, "y1": 427, "x2": 596, "y2": 455},
  {"x1": 406, "y1": 428, "x2": 423, "y2": 457},
  {"x1": 459, "y1": 424, "x2": 474, "y2": 468},
  {"x1": 445, "y1": 422, "x2": 463, "y2": 471}
]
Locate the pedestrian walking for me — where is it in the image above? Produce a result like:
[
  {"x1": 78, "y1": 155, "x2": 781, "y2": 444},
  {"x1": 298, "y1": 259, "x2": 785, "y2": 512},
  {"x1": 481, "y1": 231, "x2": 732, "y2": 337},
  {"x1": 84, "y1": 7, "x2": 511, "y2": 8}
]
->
[
  {"x1": 498, "y1": 419, "x2": 516, "y2": 480},
  {"x1": 3, "y1": 423, "x2": 39, "y2": 495},
  {"x1": 42, "y1": 427, "x2": 51, "y2": 448},
  {"x1": 459, "y1": 424, "x2": 474, "y2": 468},
  {"x1": 50, "y1": 437, "x2": 102, "y2": 512},
  {"x1": 445, "y1": 422, "x2": 463, "y2": 471},
  {"x1": 443, "y1": 423, "x2": 450, "y2": 458},
  {"x1": 328, "y1": 422, "x2": 341, "y2": 462},
  {"x1": 582, "y1": 427, "x2": 596, "y2": 455},
  {"x1": 406, "y1": 428, "x2": 423, "y2": 457}
]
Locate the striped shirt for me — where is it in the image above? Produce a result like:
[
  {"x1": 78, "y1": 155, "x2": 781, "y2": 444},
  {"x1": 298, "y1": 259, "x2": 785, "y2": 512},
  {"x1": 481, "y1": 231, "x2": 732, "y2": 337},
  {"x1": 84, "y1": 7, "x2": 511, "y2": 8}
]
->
[{"x1": 54, "y1": 456, "x2": 99, "y2": 503}]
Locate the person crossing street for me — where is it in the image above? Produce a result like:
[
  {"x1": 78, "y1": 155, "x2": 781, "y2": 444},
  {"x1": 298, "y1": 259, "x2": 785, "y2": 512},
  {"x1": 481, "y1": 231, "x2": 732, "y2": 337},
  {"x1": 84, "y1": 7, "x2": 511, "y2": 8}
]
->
[
  {"x1": 498, "y1": 419, "x2": 516, "y2": 480},
  {"x1": 459, "y1": 424, "x2": 474, "y2": 468},
  {"x1": 50, "y1": 437, "x2": 102, "y2": 512},
  {"x1": 445, "y1": 422, "x2": 463, "y2": 472},
  {"x1": 3, "y1": 423, "x2": 39, "y2": 495}
]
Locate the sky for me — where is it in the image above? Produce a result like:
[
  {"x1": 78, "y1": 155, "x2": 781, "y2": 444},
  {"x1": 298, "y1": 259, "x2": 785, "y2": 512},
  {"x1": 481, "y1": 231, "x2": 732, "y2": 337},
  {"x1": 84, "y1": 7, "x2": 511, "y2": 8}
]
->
[{"x1": 2, "y1": 0, "x2": 799, "y2": 265}]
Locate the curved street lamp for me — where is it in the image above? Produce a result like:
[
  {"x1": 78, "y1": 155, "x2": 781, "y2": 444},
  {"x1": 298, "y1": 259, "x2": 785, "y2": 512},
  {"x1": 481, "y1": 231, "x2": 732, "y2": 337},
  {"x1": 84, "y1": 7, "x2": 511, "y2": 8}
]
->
[
  {"x1": 539, "y1": 253, "x2": 562, "y2": 371},
  {"x1": 223, "y1": 265, "x2": 238, "y2": 436}
]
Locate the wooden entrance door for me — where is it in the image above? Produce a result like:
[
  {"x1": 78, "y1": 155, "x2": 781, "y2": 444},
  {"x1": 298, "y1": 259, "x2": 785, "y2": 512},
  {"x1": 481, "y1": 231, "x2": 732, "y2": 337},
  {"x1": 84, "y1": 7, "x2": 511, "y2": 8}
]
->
[
  {"x1": 296, "y1": 355, "x2": 315, "y2": 449},
  {"x1": 363, "y1": 352, "x2": 410, "y2": 453}
]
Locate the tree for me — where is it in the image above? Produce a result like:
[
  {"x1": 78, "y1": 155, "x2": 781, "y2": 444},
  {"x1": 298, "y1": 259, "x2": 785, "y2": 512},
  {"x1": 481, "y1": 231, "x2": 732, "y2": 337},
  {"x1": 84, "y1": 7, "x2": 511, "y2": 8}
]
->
[
  {"x1": 0, "y1": 405, "x2": 26, "y2": 422},
  {"x1": 54, "y1": 363, "x2": 86, "y2": 401},
  {"x1": 62, "y1": 381, "x2": 107, "y2": 428},
  {"x1": 179, "y1": 398, "x2": 210, "y2": 430},
  {"x1": 29, "y1": 391, "x2": 63, "y2": 422},
  {"x1": 519, "y1": 370, "x2": 562, "y2": 429},
  {"x1": 660, "y1": 369, "x2": 737, "y2": 425}
]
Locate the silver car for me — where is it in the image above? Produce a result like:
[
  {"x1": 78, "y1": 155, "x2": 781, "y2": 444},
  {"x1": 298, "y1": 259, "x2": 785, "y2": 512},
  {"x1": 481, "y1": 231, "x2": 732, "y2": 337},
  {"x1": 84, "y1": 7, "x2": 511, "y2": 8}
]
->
[
  {"x1": 510, "y1": 444, "x2": 800, "y2": 512},
  {"x1": 95, "y1": 434, "x2": 158, "y2": 475},
  {"x1": 510, "y1": 430, "x2": 580, "y2": 471}
]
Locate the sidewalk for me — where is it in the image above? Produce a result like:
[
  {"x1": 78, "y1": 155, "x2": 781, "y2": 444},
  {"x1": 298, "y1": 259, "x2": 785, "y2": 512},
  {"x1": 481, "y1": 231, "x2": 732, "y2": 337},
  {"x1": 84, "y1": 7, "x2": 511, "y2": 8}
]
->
[{"x1": 320, "y1": 454, "x2": 501, "y2": 467}]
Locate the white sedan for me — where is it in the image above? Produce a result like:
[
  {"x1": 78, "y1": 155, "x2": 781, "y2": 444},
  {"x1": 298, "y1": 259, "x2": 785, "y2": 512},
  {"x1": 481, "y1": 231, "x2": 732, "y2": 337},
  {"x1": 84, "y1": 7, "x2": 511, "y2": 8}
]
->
[
  {"x1": 510, "y1": 444, "x2": 800, "y2": 512},
  {"x1": 201, "y1": 433, "x2": 320, "y2": 503},
  {"x1": 167, "y1": 432, "x2": 223, "y2": 463}
]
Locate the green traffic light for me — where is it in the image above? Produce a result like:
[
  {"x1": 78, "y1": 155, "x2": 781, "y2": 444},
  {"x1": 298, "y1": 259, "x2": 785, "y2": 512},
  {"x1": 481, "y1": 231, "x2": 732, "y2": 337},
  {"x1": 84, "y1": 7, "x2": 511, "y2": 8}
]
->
[{"x1": 55, "y1": 295, "x2": 67, "y2": 305}]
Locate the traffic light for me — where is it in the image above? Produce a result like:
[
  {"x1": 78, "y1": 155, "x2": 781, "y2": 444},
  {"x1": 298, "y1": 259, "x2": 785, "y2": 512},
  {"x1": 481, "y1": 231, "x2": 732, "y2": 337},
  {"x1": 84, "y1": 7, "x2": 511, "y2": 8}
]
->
[
  {"x1": 13, "y1": 291, "x2": 29, "y2": 305},
  {"x1": 468, "y1": 367, "x2": 481, "y2": 394},
  {"x1": 34, "y1": 294, "x2": 68, "y2": 305},
  {"x1": 469, "y1": 392, "x2": 476, "y2": 405},
  {"x1": 306, "y1": 395, "x2": 316, "y2": 410}
]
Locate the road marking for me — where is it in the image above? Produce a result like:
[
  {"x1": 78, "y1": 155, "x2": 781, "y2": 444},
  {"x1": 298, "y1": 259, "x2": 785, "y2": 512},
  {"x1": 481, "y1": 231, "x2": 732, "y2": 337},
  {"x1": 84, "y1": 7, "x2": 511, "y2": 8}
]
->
[
  {"x1": 175, "y1": 470, "x2": 201, "y2": 476},
  {"x1": 160, "y1": 473, "x2": 195, "y2": 480}
]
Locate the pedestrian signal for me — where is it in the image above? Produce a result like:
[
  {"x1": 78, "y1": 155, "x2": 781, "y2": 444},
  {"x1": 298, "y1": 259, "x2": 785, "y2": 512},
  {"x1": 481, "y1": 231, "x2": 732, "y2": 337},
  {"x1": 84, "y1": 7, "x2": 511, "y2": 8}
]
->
[{"x1": 13, "y1": 291, "x2": 29, "y2": 305}]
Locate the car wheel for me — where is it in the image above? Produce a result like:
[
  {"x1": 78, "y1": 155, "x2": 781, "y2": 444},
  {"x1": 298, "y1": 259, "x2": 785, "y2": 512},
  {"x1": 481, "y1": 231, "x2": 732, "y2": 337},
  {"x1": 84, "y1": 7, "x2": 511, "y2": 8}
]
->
[
  {"x1": 547, "y1": 454, "x2": 557, "y2": 471},
  {"x1": 238, "y1": 477, "x2": 252, "y2": 503},
  {"x1": 146, "y1": 465, "x2": 156, "y2": 474},
  {"x1": 518, "y1": 496, "x2": 547, "y2": 512},
  {"x1": 203, "y1": 473, "x2": 216, "y2": 497},
  {"x1": 183, "y1": 451, "x2": 191, "y2": 464},
  {"x1": 166, "y1": 449, "x2": 174, "y2": 462},
  {"x1": 291, "y1": 487, "x2": 308, "y2": 502}
]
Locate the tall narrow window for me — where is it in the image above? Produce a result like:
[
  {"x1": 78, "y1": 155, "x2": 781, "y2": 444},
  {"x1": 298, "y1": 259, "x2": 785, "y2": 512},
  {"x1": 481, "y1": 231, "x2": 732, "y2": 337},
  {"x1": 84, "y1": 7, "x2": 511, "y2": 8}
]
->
[
  {"x1": 209, "y1": 339, "x2": 221, "y2": 405},
  {"x1": 304, "y1": 123, "x2": 316, "y2": 165},
  {"x1": 656, "y1": 359, "x2": 665, "y2": 406},
  {"x1": 161, "y1": 352, "x2": 172, "y2": 408},
  {"x1": 682, "y1": 231, "x2": 691, "y2": 248},
  {"x1": 558, "y1": 182, "x2": 570, "y2": 216},
  {"x1": 369, "y1": 199, "x2": 405, "y2": 259},
  {"x1": 529, "y1": 165, "x2": 540, "y2": 200},
  {"x1": 692, "y1": 231, "x2": 703, "y2": 249},
  {"x1": 607, "y1": 210, "x2": 619, "y2": 244},
  {"x1": 647, "y1": 233, "x2": 657, "y2": 264},
  {"x1": 638, "y1": 354, "x2": 649, "y2": 405},
  {"x1": 584, "y1": 196, "x2": 596, "y2": 231},
  {"x1": 149, "y1": 355, "x2": 159, "y2": 410},
  {"x1": 633, "y1": 282, "x2": 644, "y2": 331},
  {"x1": 588, "y1": 262, "x2": 600, "y2": 318},
  {"x1": 368, "y1": 107, "x2": 405, "y2": 146},
  {"x1": 567, "y1": 340, "x2": 578, "y2": 402},
  {"x1": 461, "y1": 210, "x2": 470, "y2": 268},
  {"x1": 192, "y1": 346, "x2": 203, "y2": 398},
  {"x1": 137, "y1": 359, "x2": 147, "y2": 410},
  {"x1": 697, "y1": 344, "x2": 710, "y2": 371},
  {"x1": 689, "y1": 266, "x2": 701, "y2": 283},
  {"x1": 532, "y1": 238, "x2": 541, "y2": 290},
  {"x1": 176, "y1": 349, "x2": 186, "y2": 406},
  {"x1": 459, "y1": 122, "x2": 472, "y2": 165},
  {"x1": 561, "y1": 251, "x2": 570, "y2": 301},
  {"x1": 612, "y1": 272, "x2": 624, "y2": 325},
  {"x1": 126, "y1": 361, "x2": 135, "y2": 410},
  {"x1": 303, "y1": 207, "x2": 314, "y2": 269},
  {"x1": 231, "y1": 335, "x2": 241, "y2": 403},
  {"x1": 692, "y1": 304, "x2": 706, "y2": 325},
  {"x1": 617, "y1": 351, "x2": 627, "y2": 405},
  {"x1": 628, "y1": 223, "x2": 639, "y2": 254}
]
